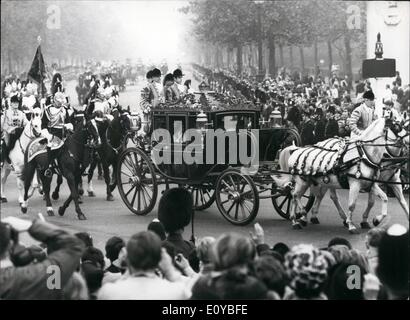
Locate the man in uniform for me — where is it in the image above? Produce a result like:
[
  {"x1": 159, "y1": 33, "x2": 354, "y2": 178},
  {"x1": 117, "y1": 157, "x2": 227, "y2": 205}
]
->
[
  {"x1": 348, "y1": 90, "x2": 377, "y2": 139},
  {"x1": 1, "y1": 94, "x2": 27, "y2": 165},
  {"x1": 172, "y1": 69, "x2": 186, "y2": 97},
  {"x1": 139, "y1": 68, "x2": 162, "y2": 134},
  {"x1": 41, "y1": 91, "x2": 73, "y2": 174}
]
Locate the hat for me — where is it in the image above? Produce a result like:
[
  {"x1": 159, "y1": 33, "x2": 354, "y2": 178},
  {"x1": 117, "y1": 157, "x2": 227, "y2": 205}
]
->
[
  {"x1": 105, "y1": 236, "x2": 125, "y2": 262},
  {"x1": 158, "y1": 188, "x2": 193, "y2": 233},
  {"x1": 327, "y1": 105, "x2": 336, "y2": 114},
  {"x1": 147, "y1": 218, "x2": 166, "y2": 241},
  {"x1": 173, "y1": 69, "x2": 184, "y2": 78},
  {"x1": 285, "y1": 244, "x2": 328, "y2": 299},
  {"x1": 163, "y1": 73, "x2": 174, "y2": 83},
  {"x1": 146, "y1": 70, "x2": 153, "y2": 79},
  {"x1": 376, "y1": 224, "x2": 409, "y2": 296},
  {"x1": 10, "y1": 94, "x2": 20, "y2": 104},
  {"x1": 363, "y1": 90, "x2": 375, "y2": 101},
  {"x1": 151, "y1": 68, "x2": 161, "y2": 78}
]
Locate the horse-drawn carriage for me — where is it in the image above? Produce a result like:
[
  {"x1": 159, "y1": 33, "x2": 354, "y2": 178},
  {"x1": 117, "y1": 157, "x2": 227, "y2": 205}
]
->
[{"x1": 116, "y1": 92, "x2": 315, "y2": 225}]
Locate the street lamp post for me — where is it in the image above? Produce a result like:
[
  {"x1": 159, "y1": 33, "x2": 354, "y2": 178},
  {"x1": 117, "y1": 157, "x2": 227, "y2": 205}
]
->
[{"x1": 254, "y1": 1, "x2": 264, "y2": 81}]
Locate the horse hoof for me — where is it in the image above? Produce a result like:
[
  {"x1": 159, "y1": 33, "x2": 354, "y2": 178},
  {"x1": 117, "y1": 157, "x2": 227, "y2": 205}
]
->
[
  {"x1": 348, "y1": 227, "x2": 359, "y2": 234},
  {"x1": 38, "y1": 189, "x2": 44, "y2": 195},
  {"x1": 88, "y1": 191, "x2": 95, "y2": 197},
  {"x1": 1, "y1": 197, "x2": 7, "y2": 203},
  {"x1": 106, "y1": 195, "x2": 114, "y2": 201},
  {"x1": 360, "y1": 221, "x2": 371, "y2": 229},
  {"x1": 343, "y1": 220, "x2": 349, "y2": 228},
  {"x1": 21, "y1": 206, "x2": 27, "y2": 214},
  {"x1": 52, "y1": 192, "x2": 59, "y2": 200},
  {"x1": 310, "y1": 217, "x2": 320, "y2": 224},
  {"x1": 47, "y1": 209, "x2": 55, "y2": 217},
  {"x1": 292, "y1": 223, "x2": 302, "y2": 230},
  {"x1": 77, "y1": 213, "x2": 87, "y2": 220},
  {"x1": 299, "y1": 219, "x2": 307, "y2": 227},
  {"x1": 372, "y1": 217, "x2": 380, "y2": 227},
  {"x1": 79, "y1": 189, "x2": 84, "y2": 196},
  {"x1": 58, "y1": 206, "x2": 65, "y2": 216}
]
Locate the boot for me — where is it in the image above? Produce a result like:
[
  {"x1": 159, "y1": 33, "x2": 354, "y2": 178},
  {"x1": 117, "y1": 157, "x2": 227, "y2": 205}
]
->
[{"x1": 44, "y1": 146, "x2": 53, "y2": 177}]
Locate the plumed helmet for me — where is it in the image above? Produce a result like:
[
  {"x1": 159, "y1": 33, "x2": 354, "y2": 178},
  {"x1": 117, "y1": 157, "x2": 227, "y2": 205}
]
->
[{"x1": 157, "y1": 188, "x2": 193, "y2": 233}]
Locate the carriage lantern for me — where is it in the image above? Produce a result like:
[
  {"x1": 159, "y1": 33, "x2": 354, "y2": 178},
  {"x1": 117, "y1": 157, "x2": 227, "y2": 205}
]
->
[
  {"x1": 129, "y1": 112, "x2": 141, "y2": 131},
  {"x1": 196, "y1": 111, "x2": 208, "y2": 132},
  {"x1": 269, "y1": 109, "x2": 282, "y2": 127}
]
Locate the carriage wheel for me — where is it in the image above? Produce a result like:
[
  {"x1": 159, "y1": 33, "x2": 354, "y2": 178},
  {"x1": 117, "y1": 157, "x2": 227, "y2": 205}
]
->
[
  {"x1": 215, "y1": 169, "x2": 259, "y2": 226},
  {"x1": 185, "y1": 183, "x2": 215, "y2": 211},
  {"x1": 271, "y1": 183, "x2": 315, "y2": 220},
  {"x1": 116, "y1": 147, "x2": 157, "y2": 215}
]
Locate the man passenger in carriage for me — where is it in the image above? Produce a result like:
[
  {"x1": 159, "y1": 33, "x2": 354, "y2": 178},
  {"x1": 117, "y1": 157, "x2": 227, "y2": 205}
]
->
[
  {"x1": 348, "y1": 90, "x2": 377, "y2": 139},
  {"x1": 1, "y1": 94, "x2": 28, "y2": 165}
]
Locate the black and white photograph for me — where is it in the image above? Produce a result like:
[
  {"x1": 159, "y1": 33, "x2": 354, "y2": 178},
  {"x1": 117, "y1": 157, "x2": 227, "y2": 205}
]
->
[{"x1": 0, "y1": 0, "x2": 409, "y2": 306}]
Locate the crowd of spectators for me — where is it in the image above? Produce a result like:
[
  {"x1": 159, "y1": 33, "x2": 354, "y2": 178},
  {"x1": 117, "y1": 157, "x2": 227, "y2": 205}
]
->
[{"x1": 1, "y1": 187, "x2": 408, "y2": 300}]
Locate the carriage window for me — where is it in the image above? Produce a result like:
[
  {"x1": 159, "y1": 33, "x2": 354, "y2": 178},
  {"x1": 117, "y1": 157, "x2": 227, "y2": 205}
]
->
[
  {"x1": 217, "y1": 114, "x2": 253, "y2": 131},
  {"x1": 153, "y1": 116, "x2": 166, "y2": 130}
]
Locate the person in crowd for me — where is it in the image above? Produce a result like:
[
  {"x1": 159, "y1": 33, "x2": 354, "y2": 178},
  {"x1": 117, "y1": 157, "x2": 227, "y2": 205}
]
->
[
  {"x1": 300, "y1": 109, "x2": 316, "y2": 146},
  {"x1": 283, "y1": 244, "x2": 329, "y2": 300},
  {"x1": 104, "y1": 236, "x2": 125, "y2": 274},
  {"x1": 98, "y1": 231, "x2": 190, "y2": 300},
  {"x1": 375, "y1": 224, "x2": 409, "y2": 300},
  {"x1": 395, "y1": 71, "x2": 402, "y2": 87},
  {"x1": 324, "y1": 105, "x2": 339, "y2": 139},
  {"x1": 147, "y1": 218, "x2": 166, "y2": 241},
  {"x1": 325, "y1": 263, "x2": 366, "y2": 300},
  {"x1": 196, "y1": 236, "x2": 216, "y2": 274},
  {"x1": 314, "y1": 107, "x2": 326, "y2": 143},
  {"x1": 81, "y1": 260, "x2": 104, "y2": 299},
  {"x1": 0, "y1": 216, "x2": 84, "y2": 299},
  {"x1": 62, "y1": 272, "x2": 89, "y2": 300},
  {"x1": 158, "y1": 188, "x2": 196, "y2": 259},
  {"x1": 252, "y1": 255, "x2": 288, "y2": 299},
  {"x1": 365, "y1": 228, "x2": 385, "y2": 275},
  {"x1": 75, "y1": 232, "x2": 94, "y2": 248}
]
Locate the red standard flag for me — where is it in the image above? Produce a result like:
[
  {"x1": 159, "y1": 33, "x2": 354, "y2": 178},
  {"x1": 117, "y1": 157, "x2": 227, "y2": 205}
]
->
[{"x1": 28, "y1": 45, "x2": 47, "y2": 97}]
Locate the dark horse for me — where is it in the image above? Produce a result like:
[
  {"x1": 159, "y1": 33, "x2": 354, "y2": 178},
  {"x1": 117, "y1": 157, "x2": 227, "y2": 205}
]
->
[
  {"x1": 86, "y1": 108, "x2": 132, "y2": 200},
  {"x1": 22, "y1": 114, "x2": 101, "y2": 220}
]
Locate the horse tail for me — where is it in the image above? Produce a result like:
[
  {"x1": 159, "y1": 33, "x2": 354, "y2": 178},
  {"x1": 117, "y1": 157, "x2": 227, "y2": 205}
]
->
[{"x1": 272, "y1": 144, "x2": 298, "y2": 188}]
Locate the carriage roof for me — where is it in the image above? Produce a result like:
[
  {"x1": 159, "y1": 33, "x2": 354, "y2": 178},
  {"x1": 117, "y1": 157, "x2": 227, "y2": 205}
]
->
[{"x1": 151, "y1": 91, "x2": 261, "y2": 130}]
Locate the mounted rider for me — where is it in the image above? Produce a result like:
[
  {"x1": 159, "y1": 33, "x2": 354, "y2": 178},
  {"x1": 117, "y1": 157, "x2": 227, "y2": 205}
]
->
[
  {"x1": 1, "y1": 94, "x2": 28, "y2": 165},
  {"x1": 41, "y1": 88, "x2": 73, "y2": 176},
  {"x1": 348, "y1": 90, "x2": 378, "y2": 139}
]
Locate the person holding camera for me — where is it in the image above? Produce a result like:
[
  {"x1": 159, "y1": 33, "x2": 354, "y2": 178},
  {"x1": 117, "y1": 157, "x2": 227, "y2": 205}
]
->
[{"x1": 0, "y1": 216, "x2": 84, "y2": 299}]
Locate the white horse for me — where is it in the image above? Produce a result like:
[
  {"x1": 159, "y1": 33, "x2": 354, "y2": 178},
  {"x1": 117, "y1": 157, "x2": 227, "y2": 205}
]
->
[
  {"x1": 1, "y1": 107, "x2": 43, "y2": 205},
  {"x1": 274, "y1": 118, "x2": 406, "y2": 233}
]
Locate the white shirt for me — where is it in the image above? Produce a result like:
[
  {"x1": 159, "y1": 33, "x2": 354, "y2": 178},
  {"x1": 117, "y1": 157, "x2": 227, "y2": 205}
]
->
[{"x1": 98, "y1": 274, "x2": 190, "y2": 300}]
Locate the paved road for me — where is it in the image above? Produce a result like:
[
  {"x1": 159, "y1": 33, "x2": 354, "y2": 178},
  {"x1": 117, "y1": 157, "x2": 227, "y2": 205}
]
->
[{"x1": 1, "y1": 72, "x2": 408, "y2": 252}]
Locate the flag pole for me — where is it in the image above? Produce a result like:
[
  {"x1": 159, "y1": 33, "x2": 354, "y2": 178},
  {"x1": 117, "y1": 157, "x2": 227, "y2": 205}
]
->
[{"x1": 37, "y1": 36, "x2": 44, "y2": 98}]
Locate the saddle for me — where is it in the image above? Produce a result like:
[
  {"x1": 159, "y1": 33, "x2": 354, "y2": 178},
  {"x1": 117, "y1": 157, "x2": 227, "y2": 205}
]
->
[{"x1": 26, "y1": 136, "x2": 64, "y2": 163}]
